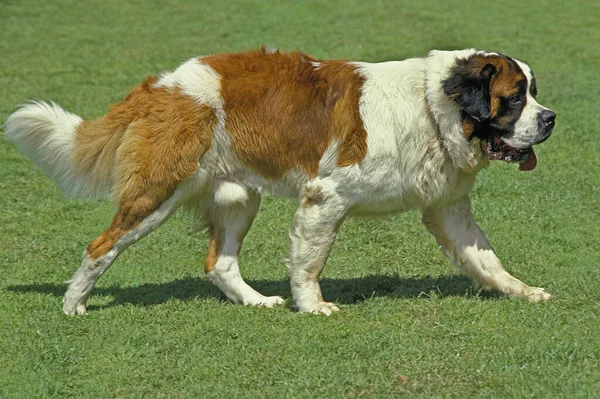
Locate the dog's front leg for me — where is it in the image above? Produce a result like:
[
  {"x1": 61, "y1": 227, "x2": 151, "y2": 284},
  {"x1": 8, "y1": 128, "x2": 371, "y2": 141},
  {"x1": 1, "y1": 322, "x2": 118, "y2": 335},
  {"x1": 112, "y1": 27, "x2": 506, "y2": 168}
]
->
[
  {"x1": 422, "y1": 196, "x2": 551, "y2": 302},
  {"x1": 287, "y1": 181, "x2": 347, "y2": 315}
]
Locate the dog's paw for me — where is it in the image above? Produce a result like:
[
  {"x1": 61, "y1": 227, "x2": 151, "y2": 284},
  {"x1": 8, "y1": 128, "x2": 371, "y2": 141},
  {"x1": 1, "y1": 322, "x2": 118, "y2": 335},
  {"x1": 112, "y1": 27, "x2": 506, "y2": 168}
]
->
[
  {"x1": 316, "y1": 302, "x2": 340, "y2": 316},
  {"x1": 297, "y1": 301, "x2": 340, "y2": 316},
  {"x1": 62, "y1": 297, "x2": 87, "y2": 316},
  {"x1": 243, "y1": 295, "x2": 285, "y2": 308},
  {"x1": 525, "y1": 286, "x2": 552, "y2": 303}
]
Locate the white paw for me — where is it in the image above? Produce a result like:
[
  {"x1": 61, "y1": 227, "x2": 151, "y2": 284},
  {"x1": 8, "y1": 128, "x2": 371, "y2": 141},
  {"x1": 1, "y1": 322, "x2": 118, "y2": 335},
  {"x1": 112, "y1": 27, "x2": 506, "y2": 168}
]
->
[
  {"x1": 316, "y1": 302, "x2": 340, "y2": 316},
  {"x1": 525, "y1": 286, "x2": 552, "y2": 303},
  {"x1": 63, "y1": 297, "x2": 87, "y2": 316},
  {"x1": 243, "y1": 295, "x2": 285, "y2": 308},
  {"x1": 298, "y1": 301, "x2": 340, "y2": 316}
]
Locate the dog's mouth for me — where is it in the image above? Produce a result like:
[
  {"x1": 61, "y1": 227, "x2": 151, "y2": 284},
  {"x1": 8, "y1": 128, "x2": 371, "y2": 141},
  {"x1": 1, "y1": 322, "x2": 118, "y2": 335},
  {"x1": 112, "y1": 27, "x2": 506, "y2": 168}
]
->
[{"x1": 487, "y1": 136, "x2": 537, "y2": 171}]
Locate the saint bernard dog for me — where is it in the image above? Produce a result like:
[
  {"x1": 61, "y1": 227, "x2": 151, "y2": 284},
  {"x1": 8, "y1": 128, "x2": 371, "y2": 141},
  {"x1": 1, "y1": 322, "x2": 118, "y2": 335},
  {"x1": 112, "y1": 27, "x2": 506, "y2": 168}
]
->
[{"x1": 5, "y1": 48, "x2": 556, "y2": 315}]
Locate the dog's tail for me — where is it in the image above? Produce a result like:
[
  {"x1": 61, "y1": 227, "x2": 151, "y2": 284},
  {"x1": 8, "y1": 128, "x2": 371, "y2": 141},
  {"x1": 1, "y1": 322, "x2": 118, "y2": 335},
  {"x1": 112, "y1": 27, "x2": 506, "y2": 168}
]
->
[{"x1": 4, "y1": 101, "x2": 120, "y2": 198}]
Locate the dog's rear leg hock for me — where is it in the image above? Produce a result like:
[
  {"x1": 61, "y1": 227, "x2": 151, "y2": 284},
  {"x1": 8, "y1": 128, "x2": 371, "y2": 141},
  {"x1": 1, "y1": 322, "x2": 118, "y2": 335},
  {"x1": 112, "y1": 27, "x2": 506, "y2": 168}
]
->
[
  {"x1": 422, "y1": 196, "x2": 551, "y2": 302},
  {"x1": 287, "y1": 181, "x2": 347, "y2": 315},
  {"x1": 205, "y1": 190, "x2": 284, "y2": 308}
]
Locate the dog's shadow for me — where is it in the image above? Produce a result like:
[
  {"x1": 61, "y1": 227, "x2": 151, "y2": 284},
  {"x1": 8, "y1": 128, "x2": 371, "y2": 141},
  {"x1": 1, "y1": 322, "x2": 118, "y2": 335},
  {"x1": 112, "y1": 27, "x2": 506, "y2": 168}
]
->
[{"x1": 6, "y1": 273, "x2": 500, "y2": 310}]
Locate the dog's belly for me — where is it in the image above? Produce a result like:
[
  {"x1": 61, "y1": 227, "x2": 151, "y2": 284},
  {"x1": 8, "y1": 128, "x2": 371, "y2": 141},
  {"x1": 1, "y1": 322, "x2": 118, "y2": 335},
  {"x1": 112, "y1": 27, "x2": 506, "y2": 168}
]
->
[
  {"x1": 348, "y1": 200, "x2": 415, "y2": 217},
  {"x1": 206, "y1": 139, "x2": 478, "y2": 216}
]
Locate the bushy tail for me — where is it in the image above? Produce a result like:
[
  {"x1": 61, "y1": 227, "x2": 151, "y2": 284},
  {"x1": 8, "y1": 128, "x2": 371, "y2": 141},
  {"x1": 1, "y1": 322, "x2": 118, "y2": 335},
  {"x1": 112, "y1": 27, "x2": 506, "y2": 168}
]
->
[{"x1": 4, "y1": 101, "x2": 114, "y2": 198}]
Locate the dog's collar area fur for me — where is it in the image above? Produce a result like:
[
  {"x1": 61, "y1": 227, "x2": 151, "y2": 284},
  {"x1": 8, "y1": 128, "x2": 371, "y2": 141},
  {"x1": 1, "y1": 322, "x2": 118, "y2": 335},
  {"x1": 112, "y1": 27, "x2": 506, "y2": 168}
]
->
[{"x1": 424, "y1": 49, "x2": 488, "y2": 173}]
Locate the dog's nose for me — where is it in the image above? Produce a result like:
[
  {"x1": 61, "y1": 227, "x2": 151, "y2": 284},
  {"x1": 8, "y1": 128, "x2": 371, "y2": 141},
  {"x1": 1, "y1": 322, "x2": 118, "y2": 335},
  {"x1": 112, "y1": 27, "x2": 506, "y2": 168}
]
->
[{"x1": 541, "y1": 110, "x2": 556, "y2": 127}]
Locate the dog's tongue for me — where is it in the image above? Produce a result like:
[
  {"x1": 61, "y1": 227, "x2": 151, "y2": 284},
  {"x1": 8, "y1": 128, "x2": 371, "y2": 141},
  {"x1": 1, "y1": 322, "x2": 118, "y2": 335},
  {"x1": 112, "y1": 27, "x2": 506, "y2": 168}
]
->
[{"x1": 519, "y1": 148, "x2": 537, "y2": 171}]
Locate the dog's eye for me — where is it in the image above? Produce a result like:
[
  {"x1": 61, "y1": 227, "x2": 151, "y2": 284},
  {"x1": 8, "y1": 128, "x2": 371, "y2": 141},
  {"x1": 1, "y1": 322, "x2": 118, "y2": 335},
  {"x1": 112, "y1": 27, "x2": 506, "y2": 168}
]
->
[{"x1": 510, "y1": 95, "x2": 522, "y2": 104}]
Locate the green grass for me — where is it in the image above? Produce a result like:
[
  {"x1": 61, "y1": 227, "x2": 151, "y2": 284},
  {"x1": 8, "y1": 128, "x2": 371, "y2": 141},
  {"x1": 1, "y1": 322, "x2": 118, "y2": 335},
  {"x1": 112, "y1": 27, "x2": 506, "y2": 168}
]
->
[{"x1": 1, "y1": 0, "x2": 599, "y2": 397}]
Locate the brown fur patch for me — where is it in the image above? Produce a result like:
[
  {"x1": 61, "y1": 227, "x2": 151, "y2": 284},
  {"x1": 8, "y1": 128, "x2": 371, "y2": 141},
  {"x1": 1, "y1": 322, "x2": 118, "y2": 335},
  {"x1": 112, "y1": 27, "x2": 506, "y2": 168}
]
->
[
  {"x1": 462, "y1": 119, "x2": 475, "y2": 139},
  {"x1": 203, "y1": 227, "x2": 247, "y2": 274},
  {"x1": 202, "y1": 48, "x2": 368, "y2": 179},
  {"x1": 73, "y1": 78, "x2": 162, "y2": 195},
  {"x1": 204, "y1": 231, "x2": 222, "y2": 274},
  {"x1": 485, "y1": 56, "x2": 526, "y2": 121},
  {"x1": 449, "y1": 54, "x2": 526, "y2": 139},
  {"x1": 204, "y1": 201, "x2": 259, "y2": 274},
  {"x1": 470, "y1": 54, "x2": 527, "y2": 123},
  {"x1": 82, "y1": 79, "x2": 217, "y2": 259}
]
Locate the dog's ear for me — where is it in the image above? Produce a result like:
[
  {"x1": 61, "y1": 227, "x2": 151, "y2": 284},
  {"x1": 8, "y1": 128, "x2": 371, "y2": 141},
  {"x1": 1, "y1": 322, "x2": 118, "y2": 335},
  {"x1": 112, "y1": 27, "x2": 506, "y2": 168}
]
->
[{"x1": 442, "y1": 57, "x2": 496, "y2": 122}]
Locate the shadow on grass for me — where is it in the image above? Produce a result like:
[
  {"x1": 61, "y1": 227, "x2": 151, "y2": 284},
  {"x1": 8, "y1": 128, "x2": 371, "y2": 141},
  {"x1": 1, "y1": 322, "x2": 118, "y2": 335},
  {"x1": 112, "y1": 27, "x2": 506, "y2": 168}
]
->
[{"x1": 6, "y1": 273, "x2": 501, "y2": 310}]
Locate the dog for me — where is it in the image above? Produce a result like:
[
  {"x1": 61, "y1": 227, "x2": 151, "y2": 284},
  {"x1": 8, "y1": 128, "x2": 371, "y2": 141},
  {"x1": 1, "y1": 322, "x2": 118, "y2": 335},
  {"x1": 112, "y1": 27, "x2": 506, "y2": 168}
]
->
[{"x1": 5, "y1": 48, "x2": 556, "y2": 315}]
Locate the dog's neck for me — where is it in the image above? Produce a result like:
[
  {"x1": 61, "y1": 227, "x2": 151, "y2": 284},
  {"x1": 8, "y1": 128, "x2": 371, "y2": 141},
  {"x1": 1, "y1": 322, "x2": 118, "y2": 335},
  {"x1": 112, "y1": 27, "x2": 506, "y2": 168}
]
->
[{"x1": 424, "y1": 49, "x2": 489, "y2": 174}]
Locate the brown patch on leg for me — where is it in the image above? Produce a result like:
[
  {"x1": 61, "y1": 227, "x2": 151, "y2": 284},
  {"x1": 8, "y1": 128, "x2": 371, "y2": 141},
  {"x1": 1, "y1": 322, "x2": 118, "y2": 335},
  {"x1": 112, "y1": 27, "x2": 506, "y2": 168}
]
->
[
  {"x1": 86, "y1": 202, "x2": 148, "y2": 259},
  {"x1": 202, "y1": 48, "x2": 368, "y2": 179},
  {"x1": 204, "y1": 192, "x2": 261, "y2": 275},
  {"x1": 204, "y1": 229, "x2": 223, "y2": 274}
]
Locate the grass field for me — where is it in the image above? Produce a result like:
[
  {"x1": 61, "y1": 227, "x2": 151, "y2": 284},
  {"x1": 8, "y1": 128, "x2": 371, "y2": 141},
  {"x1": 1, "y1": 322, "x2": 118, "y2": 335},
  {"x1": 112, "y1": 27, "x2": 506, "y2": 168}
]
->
[{"x1": 1, "y1": 0, "x2": 599, "y2": 397}]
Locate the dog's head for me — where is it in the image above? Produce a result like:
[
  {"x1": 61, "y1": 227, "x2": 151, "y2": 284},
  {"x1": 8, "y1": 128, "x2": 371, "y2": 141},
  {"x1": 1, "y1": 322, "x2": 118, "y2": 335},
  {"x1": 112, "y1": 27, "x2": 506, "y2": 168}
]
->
[{"x1": 442, "y1": 53, "x2": 555, "y2": 171}]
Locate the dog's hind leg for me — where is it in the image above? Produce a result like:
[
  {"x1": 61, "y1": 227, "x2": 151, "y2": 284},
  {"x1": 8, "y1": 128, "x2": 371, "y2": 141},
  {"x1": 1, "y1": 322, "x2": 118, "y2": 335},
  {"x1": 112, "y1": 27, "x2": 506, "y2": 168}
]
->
[
  {"x1": 287, "y1": 180, "x2": 347, "y2": 315},
  {"x1": 205, "y1": 187, "x2": 284, "y2": 308},
  {"x1": 422, "y1": 196, "x2": 551, "y2": 302},
  {"x1": 62, "y1": 179, "x2": 199, "y2": 316}
]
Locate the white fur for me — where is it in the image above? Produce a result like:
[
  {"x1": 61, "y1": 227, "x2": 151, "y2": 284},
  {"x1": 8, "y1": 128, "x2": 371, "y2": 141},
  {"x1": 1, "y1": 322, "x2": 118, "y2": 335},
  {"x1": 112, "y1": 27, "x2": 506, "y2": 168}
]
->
[
  {"x1": 213, "y1": 181, "x2": 249, "y2": 206},
  {"x1": 333, "y1": 51, "x2": 489, "y2": 217},
  {"x1": 155, "y1": 58, "x2": 223, "y2": 110},
  {"x1": 2, "y1": 102, "x2": 102, "y2": 197},
  {"x1": 155, "y1": 57, "x2": 229, "y2": 157},
  {"x1": 206, "y1": 191, "x2": 285, "y2": 307},
  {"x1": 508, "y1": 59, "x2": 552, "y2": 149},
  {"x1": 425, "y1": 50, "x2": 489, "y2": 172},
  {"x1": 287, "y1": 178, "x2": 346, "y2": 314},
  {"x1": 422, "y1": 197, "x2": 551, "y2": 302}
]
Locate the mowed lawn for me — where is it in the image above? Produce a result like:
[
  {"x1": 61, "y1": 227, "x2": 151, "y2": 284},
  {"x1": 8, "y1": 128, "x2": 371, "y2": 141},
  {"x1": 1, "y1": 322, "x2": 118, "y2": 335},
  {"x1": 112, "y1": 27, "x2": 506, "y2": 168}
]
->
[{"x1": 1, "y1": 0, "x2": 599, "y2": 397}]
